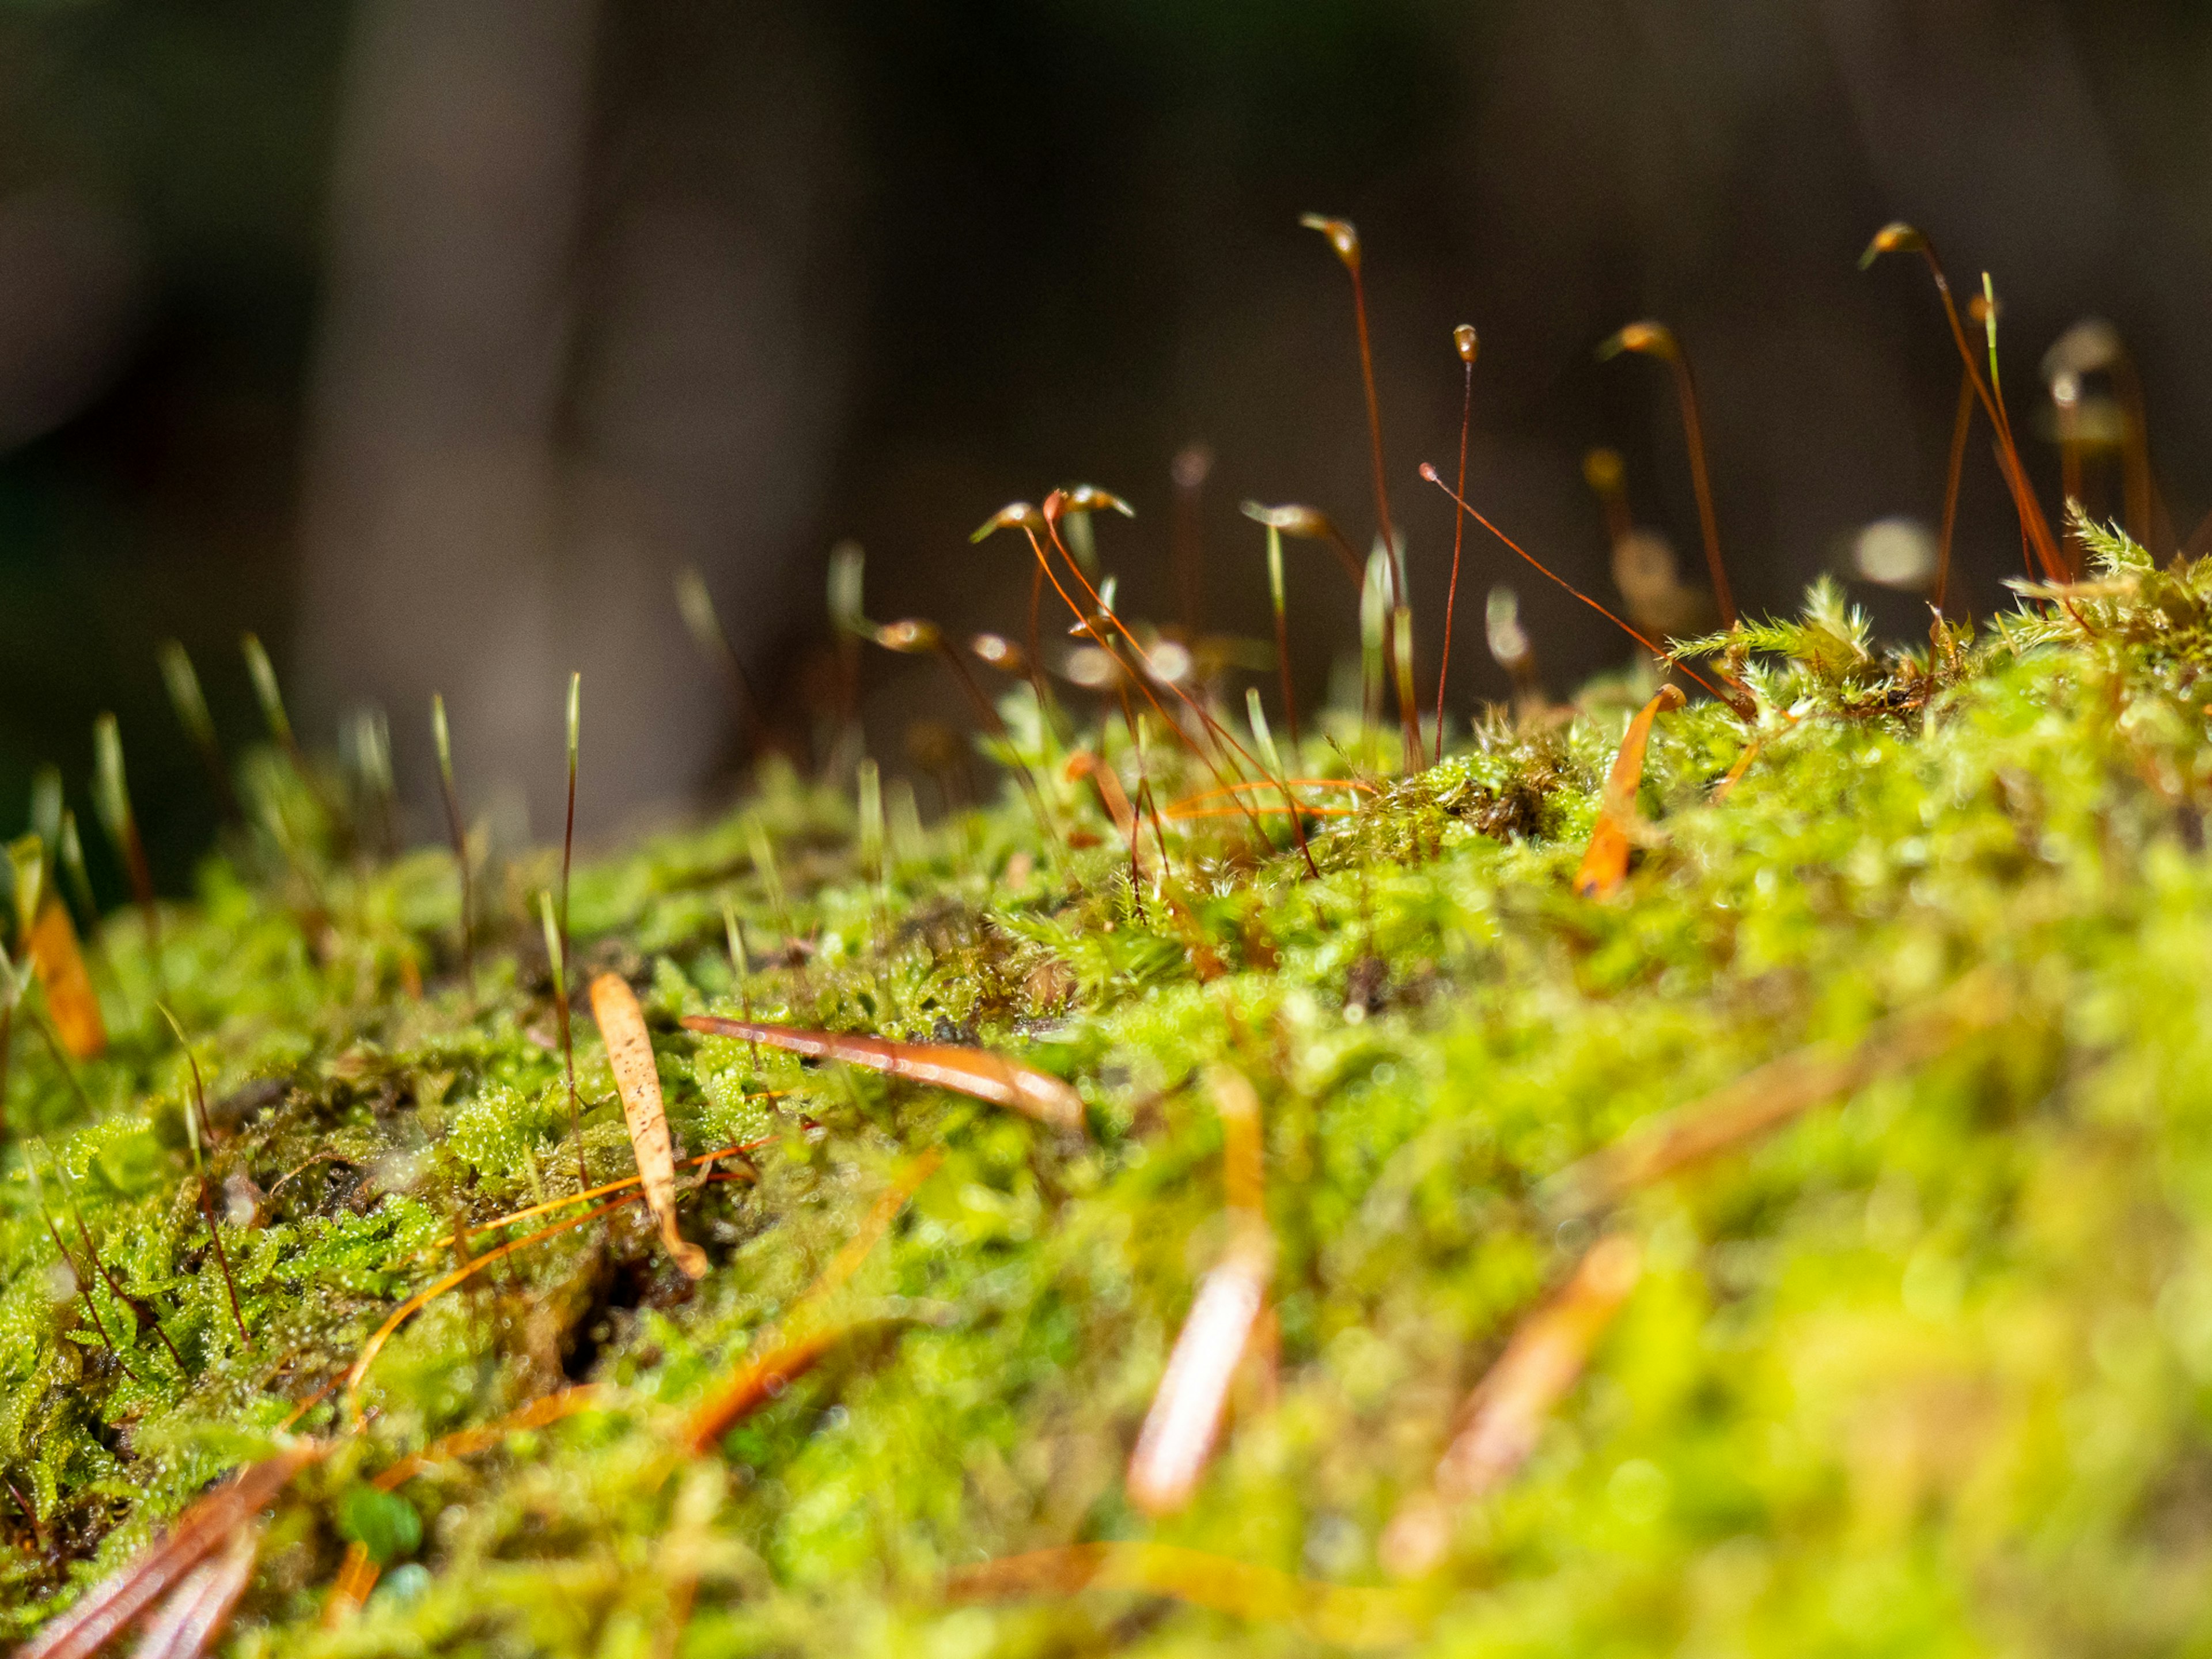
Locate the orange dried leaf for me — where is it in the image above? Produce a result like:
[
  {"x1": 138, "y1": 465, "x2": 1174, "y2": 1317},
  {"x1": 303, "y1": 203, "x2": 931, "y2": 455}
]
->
[
  {"x1": 589, "y1": 972, "x2": 707, "y2": 1278},
  {"x1": 1126, "y1": 1067, "x2": 1272, "y2": 1517},
  {"x1": 1126, "y1": 1236, "x2": 1271, "y2": 1517},
  {"x1": 679, "y1": 1017, "x2": 1084, "y2": 1133},
  {"x1": 1573, "y1": 685, "x2": 1684, "y2": 897},
  {"x1": 133, "y1": 1525, "x2": 261, "y2": 1659},
  {"x1": 26, "y1": 897, "x2": 104, "y2": 1059},
  {"x1": 946, "y1": 1543, "x2": 1419, "y2": 1649}
]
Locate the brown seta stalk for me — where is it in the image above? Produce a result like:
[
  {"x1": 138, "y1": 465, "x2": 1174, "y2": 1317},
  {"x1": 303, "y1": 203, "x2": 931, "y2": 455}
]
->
[
  {"x1": 1435, "y1": 324, "x2": 1478, "y2": 761},
  {"x1": 1419, "y1": 466, "x2": 1731, "y2": 706},
  {"x1": 1597, "y1": 321, "x2": 1734, "y2": 628},
  {"x1": 1301, "y1": 214, "x2": 1422, "y2": 767},
  {"x1": 1860, "y1": 224, "x2": 2066, "y2": 584}
]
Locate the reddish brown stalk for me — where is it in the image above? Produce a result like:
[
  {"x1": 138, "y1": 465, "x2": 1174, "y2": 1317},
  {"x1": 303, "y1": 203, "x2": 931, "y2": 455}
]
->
[
  {"x1": 1598, "y1": 323, "x2": 1734, "y2": 627},
  {"x1": 2109, "y1": 351, "x2": 2158, "y2": 554},
  {"x1": 22, "y1": 894, "x2": 104, "y2": 1060},
  {"x1": 1301, "y1": 216, "x2": 1423, "y2": 764},
  {"x1": 1574, "y1": 685, "x2": 1685, "y2": 898},
  {"x1": 1861, "y1": 225, "x2": 2065, "y2": 582},
  {"x1": 1300, "y1": 216, "x2": 1398, "y2": 593},
  {"x1": 1435, "y1": 325, "x2": 1479, "y2": 762},
  {"x1": 1064, "y1": 752, "x2": 1138, "y2": 846},
  {"x1": 20, "y1": 1442, "x2": 322, "y2": 1659},
  {"x1": 680, "y1": 1015, "x2": 1084, "y2": 1132},
  {"x1": 1419, "y1": 467, "x2": 1729, "y2": 704},
  {"x1": 1934, "y1": 369, "x2": 1974, "y2": 614},
  {"x1": 1117, "y1": 683, "x2": 1173, "y2": 888}
]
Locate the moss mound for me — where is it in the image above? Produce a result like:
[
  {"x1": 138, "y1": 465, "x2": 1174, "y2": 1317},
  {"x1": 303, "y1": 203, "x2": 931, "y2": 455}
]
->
[{"x1": 10, "y1": 527, "x2": 2212, "y2": 1655}]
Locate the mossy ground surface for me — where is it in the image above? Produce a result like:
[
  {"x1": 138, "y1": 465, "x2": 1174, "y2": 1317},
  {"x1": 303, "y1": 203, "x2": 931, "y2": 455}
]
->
[{"x1": 10, "y1": 531, "x2": 2212, "y2": 1655}]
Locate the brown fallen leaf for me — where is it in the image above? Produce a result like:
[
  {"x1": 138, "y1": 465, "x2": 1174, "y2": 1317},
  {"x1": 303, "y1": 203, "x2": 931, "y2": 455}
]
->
[
  {"x1": 1573, "y1": 684, "x2": 1684, "y2": 898},
  {"x1": 1126, "y1": 1067, "x2": 1273, "y2": 1517},
  {"x1": 679, "y1": 1016, "x2": 1084, "y2": 1134},
  {"x1": 25, "y1": 897, "x2": 103, "y2": 1059},
  {"x1": 131, "y1": 1524, "x2": 261, "y2": 1659},
  {"x1": 590, "y1": 972, "x2": 707, "y2": 1279},
  {"x1": 946, "y1": 1543, "x2": 1419, "y2": 1650},
  {"x1": 21, "y1": 1441, "x2": 321, "y2": 1659},
  {"x1": 1380, "y1": 1236, "x2": 1642, "y2": 1578}
]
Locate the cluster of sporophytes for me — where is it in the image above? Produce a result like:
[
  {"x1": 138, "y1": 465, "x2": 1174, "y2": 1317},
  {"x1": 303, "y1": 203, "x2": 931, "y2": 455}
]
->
[{"x1": 10, "y1": 214, "x2": 2212, "y2": 1658}]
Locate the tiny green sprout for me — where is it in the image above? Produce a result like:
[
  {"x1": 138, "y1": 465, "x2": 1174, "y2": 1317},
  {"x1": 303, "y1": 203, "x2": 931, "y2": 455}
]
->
[
  {"x1": 28, "y1": 765, "x2": 60, "y2": 857},
  {"x1": 828, "y1": 540, "x2": 868, "y2": 636},
  {"x1": 240, "y1": 631, "x2": 293, "y2": 748},
  {"x1": 157, "y1": 639, "x2": 236, "y2": 815},
  {"x1": 1264, "y1": 522, "x2": 1300, "y2": 751},
  {"x1": 748, "y1": 819, "x2": 790, "y2": 933},
  {"x1": 431, "y1": 693, "x2": 475, "y2": 1003},
  {"x1": 857, "y1": 757, "x2": 884, "y2": 887},
  {"x1": 538, "y1": 888, "x2": 566, "y2": 1006},
  {"x1": 1245, "y1": 687, "x2": 1284, "y2": 781},
  {"x1": 156, "y1": 639, "x2": 217, "y2": 754},
  {"x1": 56, "y1": 810, "x2": 97, "y2": 930},
  {"x1": 676, "y1": 566, "x2": 760, "y2": 734},
  {"x1": 92, "y1": 713, "x2": 160, "y2": 944},
  {"x1": 1362, "y1": 546, "x2": 1389, "y2": 738}
]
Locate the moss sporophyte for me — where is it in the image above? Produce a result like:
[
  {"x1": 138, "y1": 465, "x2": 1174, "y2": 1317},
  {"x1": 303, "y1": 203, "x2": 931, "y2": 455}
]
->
[{"x1": 9, "y1": 215, "x2": 2212, "y2": 1655}]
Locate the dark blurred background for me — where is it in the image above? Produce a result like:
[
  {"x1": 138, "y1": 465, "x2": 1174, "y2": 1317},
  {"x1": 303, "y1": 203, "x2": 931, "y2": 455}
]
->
[{"x1": 3, "y1": 0, "x2": 2210, "y2": 885}]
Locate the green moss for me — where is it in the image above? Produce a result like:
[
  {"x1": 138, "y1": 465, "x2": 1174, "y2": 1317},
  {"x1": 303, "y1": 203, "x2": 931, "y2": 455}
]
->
[{"x1": 11, "y1": 532, "x2": 2212, "y2": 1653}]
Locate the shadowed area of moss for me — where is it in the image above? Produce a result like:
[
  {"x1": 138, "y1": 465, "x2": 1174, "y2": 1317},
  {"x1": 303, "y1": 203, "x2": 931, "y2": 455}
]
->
[{"x1": 9, "y1": 525, "x2": 2212, "y2": 1654}]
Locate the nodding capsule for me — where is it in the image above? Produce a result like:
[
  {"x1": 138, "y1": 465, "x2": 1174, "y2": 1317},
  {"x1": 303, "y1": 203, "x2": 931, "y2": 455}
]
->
[
  {"x1": 971, "y1": 501, "x2": 1046, "y2": 543},
  {"x1": 1599, "y1": 320, "x2": 1679, "y2": 362},
  {"x1": 1238, "y1": 501, "x2": 1334, "y2": 539},
  {"x1": 872, "y1": 619, "x2": 943, "y2": 655},
  {"x1": 1298, "y1": 213, "x2": 1361, "y2": 270},
  {"x1": 969, "y1": 633, "x2": 1029, "y2": 676}
]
